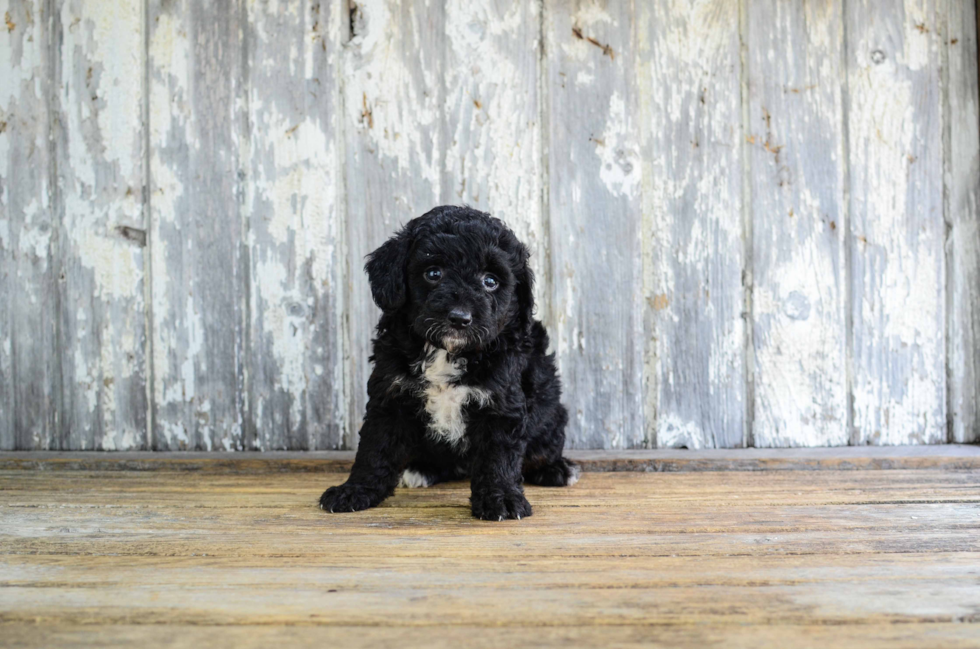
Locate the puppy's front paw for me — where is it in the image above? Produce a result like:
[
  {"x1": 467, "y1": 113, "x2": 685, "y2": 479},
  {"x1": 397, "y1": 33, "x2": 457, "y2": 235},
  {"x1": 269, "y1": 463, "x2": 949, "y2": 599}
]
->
[
  {"x1": 318, "y1": 483, "x2": 380, "y2": 513},
  {"x1": 471, "y1": 488, "x2": 532, "y2": 521}
]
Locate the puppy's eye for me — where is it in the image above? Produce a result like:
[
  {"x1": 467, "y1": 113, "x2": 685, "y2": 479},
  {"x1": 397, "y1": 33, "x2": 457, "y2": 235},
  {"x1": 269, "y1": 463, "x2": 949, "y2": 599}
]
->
[
  {"x1": 424, "y1": 267, "x2": 442, "y2": 283},
  {"x1": 482, "y1": 274, "x2": 499, "y2": 291}
]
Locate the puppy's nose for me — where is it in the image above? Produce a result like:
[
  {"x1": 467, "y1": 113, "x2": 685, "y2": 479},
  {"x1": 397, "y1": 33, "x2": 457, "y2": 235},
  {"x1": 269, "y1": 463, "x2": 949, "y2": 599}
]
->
[{"x1": 448, "y1": 308, "x2": 473, "y2": 328}]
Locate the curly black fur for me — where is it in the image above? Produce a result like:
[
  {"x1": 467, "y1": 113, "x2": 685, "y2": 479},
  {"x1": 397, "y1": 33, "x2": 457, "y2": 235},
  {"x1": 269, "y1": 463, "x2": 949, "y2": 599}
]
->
[{"x1": 319, "y1": 206, "x2": 578, "y2": 521}]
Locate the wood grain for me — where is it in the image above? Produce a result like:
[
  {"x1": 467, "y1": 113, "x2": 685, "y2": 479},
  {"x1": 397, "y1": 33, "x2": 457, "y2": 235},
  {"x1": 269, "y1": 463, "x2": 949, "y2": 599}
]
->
[
  {"x1": 5, "y1": 623, "x2": 980, "y2": 649},
  {"x1": 846, "y1": 0, "x2": 946, "y2": 445},
  {"x1": 639, "y1": 0, "x2": 745, "y2": 449},
  {"x1": 746, "y1": 0, "x2": 847, "y2": 447},
  {"x1": 147, "y1": 0, "x2": 247, "y2": 451},
  {"x1": 0, "y1": 0, "x2": 60, "y2": 449},
  {"x1": 947, "y1": 0, "x2": 980, "y2": 443},
  {"x1": 545, "y1": 0, "x2": 644, "y2": 449},
  {"x1": 55, "y1": 0, "x2": 148, "y2": 450},
  {"x1": 1, "y1": 468, "x2": 978, "y2": 647},
  {"x1": 244, "y1": 0, "x2": 346, "y2": 450}
]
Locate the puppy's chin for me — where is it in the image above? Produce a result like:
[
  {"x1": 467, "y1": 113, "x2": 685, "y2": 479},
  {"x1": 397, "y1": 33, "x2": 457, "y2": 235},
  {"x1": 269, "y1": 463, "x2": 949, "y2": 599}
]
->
[{"x1": 440, "y1": 333, "x2": 472, "y2": 354}]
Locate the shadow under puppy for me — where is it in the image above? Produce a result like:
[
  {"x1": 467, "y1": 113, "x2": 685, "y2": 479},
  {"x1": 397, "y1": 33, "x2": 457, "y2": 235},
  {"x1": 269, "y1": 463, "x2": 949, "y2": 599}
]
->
[{"x1": 320, "y1": 206, "x2": 578, "y2": 521}]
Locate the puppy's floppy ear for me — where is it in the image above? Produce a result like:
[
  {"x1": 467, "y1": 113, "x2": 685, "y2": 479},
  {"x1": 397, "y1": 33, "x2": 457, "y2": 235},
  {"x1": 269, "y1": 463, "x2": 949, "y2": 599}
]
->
[
  {"x1": 513, "y1": 243, "x2": 535, "y2": 333},
  {"x1": 365, "y1": 228, "x2": 412, "y2": 312}
]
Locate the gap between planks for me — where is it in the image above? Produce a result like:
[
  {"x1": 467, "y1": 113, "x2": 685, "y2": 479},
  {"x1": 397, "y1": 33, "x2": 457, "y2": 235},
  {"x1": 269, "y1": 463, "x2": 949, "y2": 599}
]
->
[{"x1": 0, "y1": 445, "x2": 978, "y2": 474}]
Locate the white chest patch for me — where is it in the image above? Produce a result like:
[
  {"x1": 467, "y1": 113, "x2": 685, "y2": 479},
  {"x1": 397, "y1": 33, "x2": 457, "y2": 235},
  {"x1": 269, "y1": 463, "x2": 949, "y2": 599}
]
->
[{"x1": 418, "y1": 346, "x2": 491, "y2": 449}]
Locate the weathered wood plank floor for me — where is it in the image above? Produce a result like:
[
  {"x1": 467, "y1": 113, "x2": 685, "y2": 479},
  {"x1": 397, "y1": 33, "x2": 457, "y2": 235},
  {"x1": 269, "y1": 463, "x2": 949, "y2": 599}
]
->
[{"x1": 2, "y1": 464, "x2": 979, "y2": 647}]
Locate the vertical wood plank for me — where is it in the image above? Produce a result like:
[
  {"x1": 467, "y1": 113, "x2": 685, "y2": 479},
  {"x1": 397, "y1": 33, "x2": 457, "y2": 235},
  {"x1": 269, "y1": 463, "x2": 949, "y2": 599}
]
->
[
  {"x1": 343, "y1": 0, "x2": 446, "y2": 446},
  {"x1": 148, "y1": 0, "x2": 247, "y2": 450},
  {"x1": 947, "y1": 0, "x2": 980, "y2": 443},
  {"x1": 545, "y1": 0, "x2": 643, "y2": 448},
  {"x1": 344, "y1": 0, "x2": 545, "y2": 449},
  {"x1": 55, "y1": 0, "x2": 147, "y2": 450},
  {"x1": 245, "y1": 0, "x2": 346, "y2": 450},
  {"x1": 746, "y1": 0, "x2": 848, "y2": 447},
  {"x1": 847, "y1": 0, "x2": 946, "y2": 444},
  {"x1": 0, "y1": 0, "x2": 60, "y2": 449},
  {"x1": 442, "y1": 0, "x2": 547, "y2": 315},
  {"x1": 639, "y1": 0, "x2": 745, "y2": 449}
]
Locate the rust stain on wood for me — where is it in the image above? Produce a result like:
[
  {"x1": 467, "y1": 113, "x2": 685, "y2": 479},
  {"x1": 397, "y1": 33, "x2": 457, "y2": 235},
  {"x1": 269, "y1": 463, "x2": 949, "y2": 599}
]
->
[
  {"x1": 571, "y1": 26, "x2": 614, "y2": 60},
  {"x1": 650, "y1": 294, "x2": 670, "y2": 310},
  {"x1": 360, "y1": 92, "x2": 373, "y2": 129}
]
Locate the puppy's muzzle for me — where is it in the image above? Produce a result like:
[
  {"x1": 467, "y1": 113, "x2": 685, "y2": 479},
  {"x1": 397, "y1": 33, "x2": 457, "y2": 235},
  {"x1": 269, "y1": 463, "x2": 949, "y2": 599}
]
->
[{"x1": 447, "y1": 308, "x2": 473, "y2": 329}]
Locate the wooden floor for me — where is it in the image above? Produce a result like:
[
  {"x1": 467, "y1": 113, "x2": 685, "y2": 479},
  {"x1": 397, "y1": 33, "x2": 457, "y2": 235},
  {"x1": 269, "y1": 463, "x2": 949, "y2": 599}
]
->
[{"x1": 2, "y1": 462, "x2": 980, "y2": 647}]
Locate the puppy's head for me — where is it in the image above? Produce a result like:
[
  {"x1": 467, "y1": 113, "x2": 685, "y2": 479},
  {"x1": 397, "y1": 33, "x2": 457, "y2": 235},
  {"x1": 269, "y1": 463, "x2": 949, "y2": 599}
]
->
[{"x1": 365, "y1": 206, "x2": 533, "y2": 353}]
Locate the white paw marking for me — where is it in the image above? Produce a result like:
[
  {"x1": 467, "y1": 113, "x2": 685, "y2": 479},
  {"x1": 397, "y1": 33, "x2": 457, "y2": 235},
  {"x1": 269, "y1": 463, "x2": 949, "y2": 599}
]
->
[
  {"x1": 398, "y1": 469, "x2": 432, "y2": 488},
  {"x1": 417, "y1": 345, "x2": 491, "y2": 450},
  {"x1": 567, "y1": 463, "x2": 581, "y2": 487}
]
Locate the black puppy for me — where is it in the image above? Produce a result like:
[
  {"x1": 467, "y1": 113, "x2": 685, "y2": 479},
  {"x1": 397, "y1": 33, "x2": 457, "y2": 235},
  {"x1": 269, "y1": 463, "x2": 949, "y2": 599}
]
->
[{"x1": 319, "y1": 206, "x2": 578, "y2": 521}]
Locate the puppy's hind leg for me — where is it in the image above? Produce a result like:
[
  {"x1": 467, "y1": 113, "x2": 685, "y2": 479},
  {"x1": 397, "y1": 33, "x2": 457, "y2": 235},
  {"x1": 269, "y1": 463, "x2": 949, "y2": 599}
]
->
[
  {"x1": 523, "y1": 456, "x2": 581, "y2": 487},
  {"x1": 522, "y1": 404, "x2": 580, "y2": 487}
]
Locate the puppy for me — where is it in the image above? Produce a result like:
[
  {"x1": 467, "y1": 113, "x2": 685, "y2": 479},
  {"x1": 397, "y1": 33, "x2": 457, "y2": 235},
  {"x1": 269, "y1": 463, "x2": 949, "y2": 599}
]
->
[{"x1": 319, "y1": 206, "x2": 578, "y2": 521}]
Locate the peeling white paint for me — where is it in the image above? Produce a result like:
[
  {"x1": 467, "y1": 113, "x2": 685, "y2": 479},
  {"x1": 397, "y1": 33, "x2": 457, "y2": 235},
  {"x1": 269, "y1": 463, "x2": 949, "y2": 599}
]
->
[
  {"x1": 2, "y1": 0, "x2": 974, "y2": 452},
  {"x1": 574, "y1": 70, "x2": 594, "y2": 86},
  {"x1": 547, "y1": 0, "x2": 645, "y2": 449},
  {"x1": 345, "y1": 0, "x2": 442, "y2": 195},
  {"x1": 17, "y1": 199, "x2": 51, "y2": 260},
  {"x1": 847, "y1": 1, "x2": 945, "y2": 444},
  {"x1": 53, "y1": 0, "x2": 148, "y2": 450},
  {"x1": 596, "y1": 92, "x2": 640, "y2": 200},
  {"x1": 657, "y1": 415, "x2": 705, "y2": 450},
  {"x1": 249, "y1": 107, "x2": 337, "y2": 285},
  {"x1": 900, "y1": 0, "x2": 931, "y2": 71},
  {"x1": 947, "y1": 0, "x2": 980, "y2": 443},
  {"x1": 242, "y1": 0, "x2": 347, "y2": 450},
  {"x1": 742, "y1": 0, "x2": 850, "y2": 448},
  {"x1": 253, "y1": 257, "x2": 307, "y2": 429},
  {"x1": 73, "y1": 2, "x2": 143, "y2": 179},
  {"x1": 641, "y1": 0, "x2": 745, "y2": 449}
]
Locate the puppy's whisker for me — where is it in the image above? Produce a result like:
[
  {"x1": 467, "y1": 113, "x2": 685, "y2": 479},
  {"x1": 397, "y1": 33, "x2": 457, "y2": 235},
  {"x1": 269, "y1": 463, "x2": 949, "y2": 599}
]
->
[
  {"x1": 474, "y1": 325, "x2": 490, "y2": 348},
  {"x1": 413, "y1": 314, "x2": 430, "y2": 331},
  {"x1": 420, "y1": 318, "x2": 445, "y2": 344}
]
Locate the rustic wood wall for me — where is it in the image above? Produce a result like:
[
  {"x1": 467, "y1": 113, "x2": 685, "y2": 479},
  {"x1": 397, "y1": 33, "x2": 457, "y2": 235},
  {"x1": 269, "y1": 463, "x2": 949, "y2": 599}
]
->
[{"x1": 1, "y1": 0, "x2": 978, "y2": 450}]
